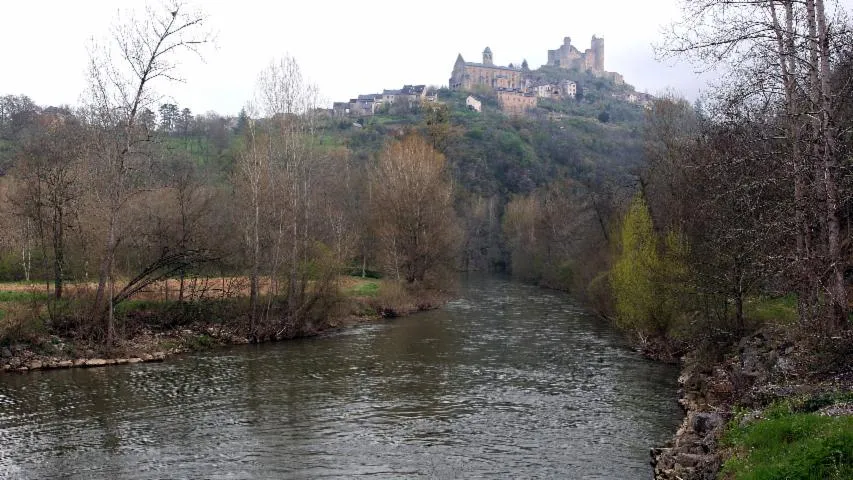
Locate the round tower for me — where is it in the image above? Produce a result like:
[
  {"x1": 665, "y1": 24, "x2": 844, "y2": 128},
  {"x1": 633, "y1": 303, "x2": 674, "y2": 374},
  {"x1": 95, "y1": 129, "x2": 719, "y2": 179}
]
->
[
  {"x1": 483, "y1": 47, "x2": 493, "y2": 66},
  {"x1": 591, "y1": 35, "x2": 604, "y2": 72}
]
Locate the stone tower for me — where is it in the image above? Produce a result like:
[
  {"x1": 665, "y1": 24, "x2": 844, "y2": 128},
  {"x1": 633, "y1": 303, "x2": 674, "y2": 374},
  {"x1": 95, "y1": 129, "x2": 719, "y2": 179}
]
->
[
  {"x1": 483, "y1": 46, "x2": 493, "y2": 66},
  {"x1": 450, "y1": 54, "x2": 466, "y2": 89},
  {"x1": 591, "y1": 35, "x2": 604, "y2": 72}
]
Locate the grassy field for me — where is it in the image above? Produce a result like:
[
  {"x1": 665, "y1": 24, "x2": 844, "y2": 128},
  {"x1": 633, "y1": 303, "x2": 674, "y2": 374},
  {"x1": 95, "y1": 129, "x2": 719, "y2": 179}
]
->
[{"x1": 0, "y1": 290, "x2": 48, "y2": 302}]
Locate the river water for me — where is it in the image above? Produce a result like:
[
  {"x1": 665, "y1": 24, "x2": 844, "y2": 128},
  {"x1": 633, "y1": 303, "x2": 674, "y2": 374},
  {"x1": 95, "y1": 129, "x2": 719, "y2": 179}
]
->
[{"x1": 0, "y1": 276, "x2": 681, "y2": 479}]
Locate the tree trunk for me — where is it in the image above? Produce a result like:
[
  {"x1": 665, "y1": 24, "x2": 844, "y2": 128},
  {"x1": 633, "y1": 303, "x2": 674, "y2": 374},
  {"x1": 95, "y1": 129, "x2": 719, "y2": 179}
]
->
[
  {"x1": 772, "y1": 1, "x2": 819, "y2": 325},
  {"x1": 814, "y1": 0, "x2": 848, "y2": 330},
  {"x1": 250, "y1": 192, "x2": 259, "y2": 334},
  {"x1": 178, "y1": 270, "x2": 185, "y2": 302},
  {"x1": 53, "y1": 206, "x2": 63, "y2": 300}
]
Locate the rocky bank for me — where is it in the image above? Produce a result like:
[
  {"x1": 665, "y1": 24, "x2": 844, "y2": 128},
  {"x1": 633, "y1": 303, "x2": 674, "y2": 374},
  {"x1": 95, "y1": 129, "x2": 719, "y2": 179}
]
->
[{"x1": 651, "y1": 327, "x2": 853, "y2": 479}]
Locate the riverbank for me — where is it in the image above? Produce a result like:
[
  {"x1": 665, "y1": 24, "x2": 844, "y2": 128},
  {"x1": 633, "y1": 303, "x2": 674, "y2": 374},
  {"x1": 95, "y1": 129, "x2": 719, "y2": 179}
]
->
[
  {"x1": 1, "y1": 277, "x2": 452, "y2": 374},
  {"x1": 650, "y1": 327, "x2": 853, "y2": 479}
]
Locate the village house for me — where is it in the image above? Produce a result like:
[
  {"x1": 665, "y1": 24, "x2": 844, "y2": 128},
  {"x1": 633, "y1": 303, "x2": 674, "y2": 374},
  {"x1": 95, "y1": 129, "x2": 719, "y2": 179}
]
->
[
  {"x1": 466, "y1": 95, "x2": 482, "y2": 112},
  {"x1": 381, "y1": 85, "x2": 426, "y2": 106},
  {"x1": 530, "y1": 80, "x2": 577, "y2": 100},
  {"x1": 332, "y1": 102, "x2": 350, "y2": 117},
  {"x1": 350, "y1": 94, "x2": 382, "y2": 116},
  {"x1": 335, "y1": 85, "x2": 437, "y2": 117},
  {"x1": 562, "y1": 80, "x2": 577, "y2": 98},
  {"x1": 533, "y1": 83, "x2": 560, "y2": 99}
]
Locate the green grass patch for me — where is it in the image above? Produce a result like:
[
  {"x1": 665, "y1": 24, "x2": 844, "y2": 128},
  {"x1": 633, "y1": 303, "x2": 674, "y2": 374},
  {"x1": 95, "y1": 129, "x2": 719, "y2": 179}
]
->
[
  {"x1": 744, "y1": 294, "x2": 798, "y2": 324},
  {"x1": 0, "y1": 290, "x2": 49, "y2": 302},
  {"x1": 722, "y1": 399, "x2": 853, "y2": 479},
  {"x1": 114, "y1": 299, "x2": 167, "y2": 316},
  {"x1": 347, "y1": 281, "x2": 380, "y2": 297},
  {"x1": 182, "y1": 333, "x2": 217, "y2": 351}
]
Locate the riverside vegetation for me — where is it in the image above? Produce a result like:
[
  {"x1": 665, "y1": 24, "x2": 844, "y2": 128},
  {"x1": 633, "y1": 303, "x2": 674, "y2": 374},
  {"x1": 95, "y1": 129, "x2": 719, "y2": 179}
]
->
[{"x1": 1, "y1": 1, "x2": 853, "y2": 479}]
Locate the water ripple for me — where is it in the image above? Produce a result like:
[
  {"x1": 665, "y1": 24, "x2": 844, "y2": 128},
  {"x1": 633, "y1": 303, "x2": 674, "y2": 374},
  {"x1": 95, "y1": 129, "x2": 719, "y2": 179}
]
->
[{"x1": 0, "y1": 276, "x2": 681, "y2": 479}]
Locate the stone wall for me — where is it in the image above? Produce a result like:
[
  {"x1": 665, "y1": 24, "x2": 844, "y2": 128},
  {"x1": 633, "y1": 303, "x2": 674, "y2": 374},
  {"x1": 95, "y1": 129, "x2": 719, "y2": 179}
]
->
[{"x1": 497, "y1": 90, "x2": 536, "y2": 115}]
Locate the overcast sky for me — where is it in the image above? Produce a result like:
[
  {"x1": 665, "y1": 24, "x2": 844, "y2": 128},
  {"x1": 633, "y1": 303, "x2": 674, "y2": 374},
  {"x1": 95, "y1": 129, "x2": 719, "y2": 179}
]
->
[{"x1": 2, "y1": 0, "x2": 847, "y2": 116}]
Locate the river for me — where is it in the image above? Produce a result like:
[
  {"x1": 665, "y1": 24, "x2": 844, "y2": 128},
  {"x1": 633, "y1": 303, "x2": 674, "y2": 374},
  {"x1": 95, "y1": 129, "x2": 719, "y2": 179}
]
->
[{"x1": 0, "y1": 275, "x2": 681, "y2": 479}]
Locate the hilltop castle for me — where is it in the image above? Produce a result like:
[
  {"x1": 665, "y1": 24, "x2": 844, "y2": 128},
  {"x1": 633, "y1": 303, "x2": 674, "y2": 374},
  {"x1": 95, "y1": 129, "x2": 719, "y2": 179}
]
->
[
  {"x1": 547, "y1": 35, "x2": 623, "y2": 84},
  {"x1": 547, "y1": 36, "x2": 604, "y2": 72},
  {"x1": 450, "y1": 35, "x2": 624, "y2": 96}
]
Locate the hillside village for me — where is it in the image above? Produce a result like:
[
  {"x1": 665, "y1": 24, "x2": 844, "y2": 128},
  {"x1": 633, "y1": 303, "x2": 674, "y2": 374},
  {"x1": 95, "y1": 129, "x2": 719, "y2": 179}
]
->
[{"x1": 331, "y1": 35, "x2": 653, "y2": 118}]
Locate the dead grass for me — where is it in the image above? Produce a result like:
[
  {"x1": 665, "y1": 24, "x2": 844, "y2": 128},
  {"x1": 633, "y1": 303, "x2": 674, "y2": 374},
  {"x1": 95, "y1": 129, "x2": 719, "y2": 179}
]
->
[{"x1": 0, "y1": 275, "x2": 384, "y2": 304}]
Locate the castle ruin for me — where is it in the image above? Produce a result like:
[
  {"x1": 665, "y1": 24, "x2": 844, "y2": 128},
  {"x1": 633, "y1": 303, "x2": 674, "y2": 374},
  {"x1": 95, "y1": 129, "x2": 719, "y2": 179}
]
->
[{"x1": 546, "y1": 36, "x2": 604, "y2": 73}]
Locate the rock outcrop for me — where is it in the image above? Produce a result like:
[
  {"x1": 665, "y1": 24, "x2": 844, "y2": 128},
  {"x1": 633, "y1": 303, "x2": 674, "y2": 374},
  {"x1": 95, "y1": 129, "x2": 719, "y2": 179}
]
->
[{"x1": 651, "y1": 327, "x2": 852, "y2": 479}]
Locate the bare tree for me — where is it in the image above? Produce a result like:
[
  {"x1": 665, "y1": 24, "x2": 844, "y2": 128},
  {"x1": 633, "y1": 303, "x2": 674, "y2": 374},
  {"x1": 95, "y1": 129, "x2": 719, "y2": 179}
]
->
[
  {"x1": 11, "y1": 112, "x2": 85, "y2": 300},
  {"x1": 235, "y1": 111, "x2": 265, "y2": 330},
  {"x1": 83, "y1": 1, "x2": 211, "y2": 345},
  {"x1": 662, "y1": 0, "x2": 853, "y2": 331},
  {"x1": 255, "y1": 56, "x2": 324, "y2": 328},
  {"x1": 370, "y1": 133, "x2": 461, "y2": 286}
]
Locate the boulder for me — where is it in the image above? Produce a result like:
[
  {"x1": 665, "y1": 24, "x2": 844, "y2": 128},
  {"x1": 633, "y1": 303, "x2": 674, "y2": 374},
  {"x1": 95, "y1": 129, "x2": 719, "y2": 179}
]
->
[
  {"x1": 675, "y1": 452, "x2": 703, "y2": 468},
  {"x1": 28, "y1": 361, "x2": 43, "y2": 370},
  {"x1": 691, "y1": 412, "x2": 723, "y2": 435},
  {"x1": 85, "y1": 358, "x2": 108, "y2": 367}
]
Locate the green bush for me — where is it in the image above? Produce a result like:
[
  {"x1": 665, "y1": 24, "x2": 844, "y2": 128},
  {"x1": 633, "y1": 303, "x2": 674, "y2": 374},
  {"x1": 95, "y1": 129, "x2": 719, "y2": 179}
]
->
[{"x1": 610, "y1": 195, "x2": 689, "y2": 336}]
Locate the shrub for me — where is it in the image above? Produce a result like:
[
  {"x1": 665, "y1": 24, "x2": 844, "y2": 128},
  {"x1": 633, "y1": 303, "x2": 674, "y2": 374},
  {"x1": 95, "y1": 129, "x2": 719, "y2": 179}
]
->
[{"x1": 610, "y1": 195, "x2": 689, "y2": 336}]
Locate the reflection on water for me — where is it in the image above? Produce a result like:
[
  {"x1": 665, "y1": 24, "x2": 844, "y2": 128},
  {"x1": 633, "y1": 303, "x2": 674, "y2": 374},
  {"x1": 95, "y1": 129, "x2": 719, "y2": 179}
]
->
[{"x1": 0, "y1": 275, "x2": 681, "y2": 479}]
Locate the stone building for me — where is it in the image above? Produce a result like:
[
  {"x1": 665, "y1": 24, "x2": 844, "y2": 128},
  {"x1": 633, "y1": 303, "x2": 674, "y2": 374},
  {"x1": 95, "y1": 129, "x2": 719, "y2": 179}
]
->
[
  {"x1": 332, "y1": 102, "x2": 350, "y2": 117},
  {"x1": 561, "y1": 80, "x2": 577, "y2": 98},
  {"x1": 547, "y1": 36, "x2": 604, "y2": 73},
  {"x1": 350, "y1": 94, "x2": 383, "y2": 116},
  {"x1": 533, "y1": 84, "x2": 557, "y2": 98},
  {"x1": 449, "y1": 47, "x2": 524, "y2": 91},
  {"x1": 382, "y1": 85, "x2": 428, "y2": 107},
  {"x1": 530, "y1": 80, "x2": 577, "y2": 100},
  {"x1": 496, "y1": 89, "x2": 536, "y2": 116},
  {"x1": 336, "y1": 85, "x2": 437, "y2": 118}
]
